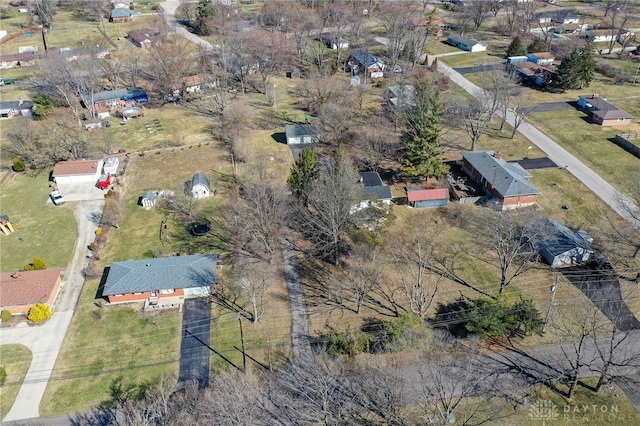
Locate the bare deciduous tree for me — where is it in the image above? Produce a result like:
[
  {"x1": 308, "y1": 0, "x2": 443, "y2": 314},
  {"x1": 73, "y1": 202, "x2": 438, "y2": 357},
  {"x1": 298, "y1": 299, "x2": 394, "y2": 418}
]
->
[
  {"x1": 377, "y1": 2, "x2": 414, "y2": 71},
  {"x1": 229, "y1": 175, "x2": 289, "y2": 263},
  {"x1": 459, "y1": 97, "x2": 493, "y2": 151},
  {"x1": 352, "y1": 115, "x2": 397, "y2": 171}
]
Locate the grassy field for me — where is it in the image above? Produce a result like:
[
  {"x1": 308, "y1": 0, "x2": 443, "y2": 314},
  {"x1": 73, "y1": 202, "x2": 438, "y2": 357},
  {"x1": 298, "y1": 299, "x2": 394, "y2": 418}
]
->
[
  {"x1": 0, "y1": 344, "x2": 32, "y2": 420},
  {"x1": 0, "y1": 172, "x2": 77, "y2": 273},
  {"x1": 40, "y1": 279, "x2": 182, "y2": 417},
  {"x1": 528, "y1": 108, "x2": 640, "y2": 197},
  {"x1": 439, "y1": 51, "x2": 506, "y2": 68}
]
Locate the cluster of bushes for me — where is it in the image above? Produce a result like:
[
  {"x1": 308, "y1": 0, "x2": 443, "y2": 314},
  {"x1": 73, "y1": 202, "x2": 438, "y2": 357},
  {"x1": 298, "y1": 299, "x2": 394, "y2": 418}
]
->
[
  {"x1": 434, "y1": 296, "x2": 544, "y2": 339},
  {"x1": 316, "y1": 312, "x2": 431, "y2": 357},
  {"x1": 28, "y1": 303, "x2": 52, "y2": 323},
  {"x1": 12, "y1": 158, "x2": 26, "y2": 172},
  {"x1": 24, "y1": 257, "x2": 46, "y2": 271}
]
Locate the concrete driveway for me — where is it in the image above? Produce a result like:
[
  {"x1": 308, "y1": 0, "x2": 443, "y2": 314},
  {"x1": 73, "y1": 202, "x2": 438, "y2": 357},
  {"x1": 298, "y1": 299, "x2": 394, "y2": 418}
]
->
[
  {"x1": 51, "y1": 182, "x2": 107, "y2": 203},
  {"x1": 454, "y1": 63, "x2": 505, "y2": 75},
  {"x1": 1, "y1": 200, "x2": 104, "y2": 422}
]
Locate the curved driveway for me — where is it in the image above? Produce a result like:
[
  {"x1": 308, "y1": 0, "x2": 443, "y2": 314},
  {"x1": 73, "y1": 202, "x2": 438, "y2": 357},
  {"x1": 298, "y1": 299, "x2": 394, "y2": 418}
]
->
[
  {"x1": 435, "y1": 60, "x2": 640, "y2": 232},
  {"x1": 1, "y1": 200, "x2": 104, "y2": 422},
  {"x1": 160, "y1": 0, "x2": 215, "y2": 51}
]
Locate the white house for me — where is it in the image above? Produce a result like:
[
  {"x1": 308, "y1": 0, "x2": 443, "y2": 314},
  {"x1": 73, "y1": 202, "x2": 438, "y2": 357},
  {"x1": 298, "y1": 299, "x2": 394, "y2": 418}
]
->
[
  {"x1": 558, "y1": 13, "x2": 580, "y2": 24},
  {"x1": 321, "y1": 33, "x2": 349, "y2": 50},
  {"x1": 447, "y1": 35, "x2": 487, "y2": 52},
  {"x1": 189, "y1": 173, "x2": 211, "y2": 199},
  {"x1": 52, "y1": 159, "x2": 103, "y2": 184}
]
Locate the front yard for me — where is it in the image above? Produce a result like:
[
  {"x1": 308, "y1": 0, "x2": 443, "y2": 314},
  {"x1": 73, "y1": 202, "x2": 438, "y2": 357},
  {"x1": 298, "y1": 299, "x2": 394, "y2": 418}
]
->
[
  {"x1": 0, "y1": 344, "x2": 32, "y2": 420},
  {"x1": 0, "y1": 172, "x2": 77, "y2": 273}
]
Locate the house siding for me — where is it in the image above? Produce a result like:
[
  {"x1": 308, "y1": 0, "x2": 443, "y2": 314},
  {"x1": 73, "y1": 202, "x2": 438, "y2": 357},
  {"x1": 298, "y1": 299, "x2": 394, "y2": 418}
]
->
[
  {"x1": 600, "y1": 117, "x2": 632, "y2": 126},
  {"x1": 107, "y1": 288, "x2": 186, "y2": 304}
]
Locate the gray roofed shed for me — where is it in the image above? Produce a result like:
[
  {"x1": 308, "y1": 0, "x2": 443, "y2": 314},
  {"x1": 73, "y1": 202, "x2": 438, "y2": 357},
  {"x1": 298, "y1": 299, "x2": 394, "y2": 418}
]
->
[
  {"x1": 103, "y1": 254, "x2": 218, "y2": 295},
  {"x1": 285, "y1": 124, "x2": 317, "y2": 145},
  {"x1": 536, "y1": 219, "x2": 593, "y2": 267},
  {"x1": 359, "y1": 172, "x2": 392, "y2": 201},
  {"x1": 192, "y1": 172, "x2": 210, "y2": 189}
]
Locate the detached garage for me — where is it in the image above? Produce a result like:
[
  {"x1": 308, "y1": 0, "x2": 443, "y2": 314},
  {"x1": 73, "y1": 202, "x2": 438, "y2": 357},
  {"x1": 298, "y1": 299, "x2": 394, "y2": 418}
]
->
[
  {"x1": 52, "y1": 159, "x2": 103, "y2": 184},
  {"x1": 285, "y1": 124, "x2": 318, "y2": 145}
]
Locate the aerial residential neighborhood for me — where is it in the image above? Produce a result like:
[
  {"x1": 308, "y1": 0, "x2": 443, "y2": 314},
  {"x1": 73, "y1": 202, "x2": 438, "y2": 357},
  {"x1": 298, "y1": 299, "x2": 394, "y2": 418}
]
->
[{"x1": 1, "y1": 0, "x2": 640, "y2": 424}]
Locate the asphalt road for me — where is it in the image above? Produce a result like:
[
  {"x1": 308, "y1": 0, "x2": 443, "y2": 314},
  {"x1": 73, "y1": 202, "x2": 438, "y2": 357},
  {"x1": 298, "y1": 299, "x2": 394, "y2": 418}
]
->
[
  {"x1": 435, "y1": 60, "x2": 640, "y2": 232},
  {"x1": 178, "y1": 297, "x2": 212, "y2": 388},
  {"x1": 160, "y1": 0, "x2": 215, "y2": 52},
  {"x1": 532, "y1": 101, "x2": 577, "y2": 113},
  {"x1": 1, "y1": 200, "x2": 104, "y2": 422}
]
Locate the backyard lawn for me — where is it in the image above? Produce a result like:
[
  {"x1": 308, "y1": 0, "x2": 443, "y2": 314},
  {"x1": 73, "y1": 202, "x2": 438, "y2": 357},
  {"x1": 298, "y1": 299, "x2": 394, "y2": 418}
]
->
[
  {"x1": 0, "y1": 172, "x2": 77, "y2": 273},
  {"x1": 40, "y1": 279, "x2": 182, "y2": 417},
  {"x1": 0, "y1": 344, "x2": 32, "y2": 420}
]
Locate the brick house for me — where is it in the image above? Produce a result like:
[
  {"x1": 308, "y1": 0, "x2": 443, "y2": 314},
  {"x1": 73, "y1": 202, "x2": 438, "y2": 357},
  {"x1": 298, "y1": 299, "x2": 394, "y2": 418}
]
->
[
  {"x1": 461, "y1": 151, "x2": 540, "y2": 211},
  {"x1": 0, "y1": 269, "x2": 63, "y2": 315},
  {"x1": 578, "y1": 94, "x2": 633, "y2": 126},
  {"x1": 102, "y1": 254, "x2": 218, "y2": 310}
]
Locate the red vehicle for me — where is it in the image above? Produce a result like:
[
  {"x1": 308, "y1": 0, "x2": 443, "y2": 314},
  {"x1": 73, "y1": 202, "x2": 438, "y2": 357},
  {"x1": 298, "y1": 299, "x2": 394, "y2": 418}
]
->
[{"x1": 97, "y1": 174, "x2": 111, "y2": 190}]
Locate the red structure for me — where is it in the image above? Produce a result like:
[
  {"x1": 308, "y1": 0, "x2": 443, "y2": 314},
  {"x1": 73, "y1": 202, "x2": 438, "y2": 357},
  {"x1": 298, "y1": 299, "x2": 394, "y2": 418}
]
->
[{"x1": 97, "y1": 174, "x2": 111, "y2": 190}]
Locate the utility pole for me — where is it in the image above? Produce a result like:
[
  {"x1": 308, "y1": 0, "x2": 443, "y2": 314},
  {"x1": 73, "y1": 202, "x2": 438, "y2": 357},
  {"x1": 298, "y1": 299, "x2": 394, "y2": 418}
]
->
[
  {"x1": 543, "y1": 276, "x2": 559, "y2": 331},
  {"x1": 238, "y1": 316, "x2": 247, "y2": 372},
  {"x1": 267, "y1": 340, "x2": 273, "y2": 372}
]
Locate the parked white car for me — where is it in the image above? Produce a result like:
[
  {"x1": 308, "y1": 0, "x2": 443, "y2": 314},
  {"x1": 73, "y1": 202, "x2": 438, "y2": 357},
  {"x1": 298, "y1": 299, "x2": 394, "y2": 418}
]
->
[{"x1": 50, "y1": 190, "x2": 65, "y2": 205}]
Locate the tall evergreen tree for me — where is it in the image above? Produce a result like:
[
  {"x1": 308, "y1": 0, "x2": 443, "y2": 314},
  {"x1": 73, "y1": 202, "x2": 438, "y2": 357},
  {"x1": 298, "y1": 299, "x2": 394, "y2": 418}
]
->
[
  {"x1": 553, "y1": 50, "x2": 581, "y2": 91},
  {"x1": 578, "y1": 40, "x2": 596, "y2": 88},
  {"x1": 506, "y1": 36, "x2": 526, "y2": 57},
  {"x1": 402, "y1": 80, "x2": 449, "y2": 178},
  {"x1": 287, "y1": 146, "x2": 318, "y2": 206}
]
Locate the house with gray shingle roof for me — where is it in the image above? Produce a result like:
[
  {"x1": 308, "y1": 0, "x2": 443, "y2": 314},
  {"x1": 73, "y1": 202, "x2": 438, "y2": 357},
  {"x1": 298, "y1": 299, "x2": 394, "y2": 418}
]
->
[
  {"x1": 353, "y1": 171, "x2": 392, "y2": 212},
  {"x1": 102, "y1": 254, "x2": 218, "y2": 308},
  {"x1": 536, "y1": 219, "x2": 593, "y2": 267},
  {"x1": 461, "y1": 150, "x2": 540, "y2": 211}
]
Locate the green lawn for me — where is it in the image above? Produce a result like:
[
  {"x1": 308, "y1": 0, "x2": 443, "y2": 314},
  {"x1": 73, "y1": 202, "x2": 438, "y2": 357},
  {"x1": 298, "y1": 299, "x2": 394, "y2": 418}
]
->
[
  {"x1": 0, "y1": 173, "x2": 77, "y2": 273},
  {"x1": 528, "y1": 108, "x2": 640, "y2": 197},
  {"x1": 40, "y1": 279, "x2": 182, "y2": 417},
  {"x1": 0, "y1": 344, "x2": 32, "y2": 420},
  {"x1": 439, "y1": 51, "x2": 505, "y2": 68}
]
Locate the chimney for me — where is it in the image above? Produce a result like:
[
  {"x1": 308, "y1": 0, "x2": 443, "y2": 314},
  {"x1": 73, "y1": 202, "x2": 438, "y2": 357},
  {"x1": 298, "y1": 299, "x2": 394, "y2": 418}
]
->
[
  {"x1": 592, "y1": 94, "x2": 599, "y2": 99},
  {"x1": 18, "y1": 98, "x2": 23, "y2": 106},
  {"x1": 11, "y1": 272, "x2": 20, "y2": 278},
  {"x1": 493, "y1": 151, "x2": 502, "y2": 159}
]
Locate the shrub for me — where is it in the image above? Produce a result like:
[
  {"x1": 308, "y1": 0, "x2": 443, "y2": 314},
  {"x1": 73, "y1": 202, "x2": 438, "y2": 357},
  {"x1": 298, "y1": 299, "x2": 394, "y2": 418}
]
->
[
  {"x1": 322, "y1": 329, "x2": 371, "y2": 357},
  {"x1": 105, "y1": 190, "x2": 115, "y2": 198},
  {"x1": 12, "y1": 157, "x2": 26, "y2": 172},
  {"x1": 89, "y1": 242, "x2": 98, "y2": 251},
  {"x1": 0, "y1": 366, "x2": 6, "y2": 385},
  {"x1": 386, "y1": 312, "x2": 430, "y2": 352},
  {"x1": 95, "y1": 227, "x2": 103, "y2": 236},
  {"x1": 32, "y1": 257, "x2": 46, "y2": 270},
  {"x1": 28, "y1": 303, "x2": 52, "y2": 322},
  {"x1": 1, "y1": 310, "x2": 12, "y2": 322}
]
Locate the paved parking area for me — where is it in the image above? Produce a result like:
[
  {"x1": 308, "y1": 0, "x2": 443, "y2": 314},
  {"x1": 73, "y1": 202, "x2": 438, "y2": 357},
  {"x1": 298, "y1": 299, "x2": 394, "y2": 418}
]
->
[
  {"x1": 531, "y1": 101, "x2": 577, "y2": 113},
  {"x1": 454, "y1": 63, "x2": 505, "y2": 75},
  {"x1": 49, "y1": 182, "x2": 106, "y2": 203},
  {"x1": 179, "y1": 297, "x2": 212, "y2": 388}
]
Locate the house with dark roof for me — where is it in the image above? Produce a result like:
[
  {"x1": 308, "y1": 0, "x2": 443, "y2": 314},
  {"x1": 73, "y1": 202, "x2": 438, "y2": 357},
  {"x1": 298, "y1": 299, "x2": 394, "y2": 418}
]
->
[
  {"x1": 0, "y1": 269, "x2": 63, "y2": 315},
  {"x1": 127, "y1": 29, "x2": 158, "y2": 48},
  {"x1": 461, "y1": 150, "x2": 540, "y2": 211},
  {"x1": 511, "y1": 61, "x2": 556, "y2": 86},
  {"x1": 285, "y1": 124, "x2": 318, "y2": 145},
  {"x1": 110, "y1": 8, "x2": 133, "y2": 22},
  {"x1": 0, "y1": 52, "x2": 38, "y2": 69},
  {"x1": 52, "y1": 159, "x2": 103, "y2": 184},
  {"x1": 0, "y1": 100, "x2": 34, "y2": 118},
  {"x1": 407, "y1": 187, "x2": 449, "y2": 208},
  {"x1": 102, "y1": 254, "x2": 218, "y2": 309},
  {"x1": 536, "y1": 219, "x2": 593, "y2": 267},
  {"x1": 188, "y1": 172, "x2": 211, "y2": 198},
  {"x1": 578, "y1": 94, "x2": 632, "y2": 126},
  {"x1": 354, "y1": 171, "x2": 392, "y2": 211},
  {"x1": 447, "y1": 35, "x2": 486, "y2": 52},
  {"x1": 346, "y1": 50, "x2": 385, "y2": 78}
]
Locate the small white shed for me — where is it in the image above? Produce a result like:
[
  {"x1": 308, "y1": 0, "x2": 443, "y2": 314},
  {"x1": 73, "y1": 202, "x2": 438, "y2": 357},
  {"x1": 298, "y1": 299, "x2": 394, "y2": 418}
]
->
[
  {"x1": 103, "y1": 157, "x2": 119, "y2": 175},
  {"x1": 285, "y1": 124, "x2": 317, "y2": 145}
]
